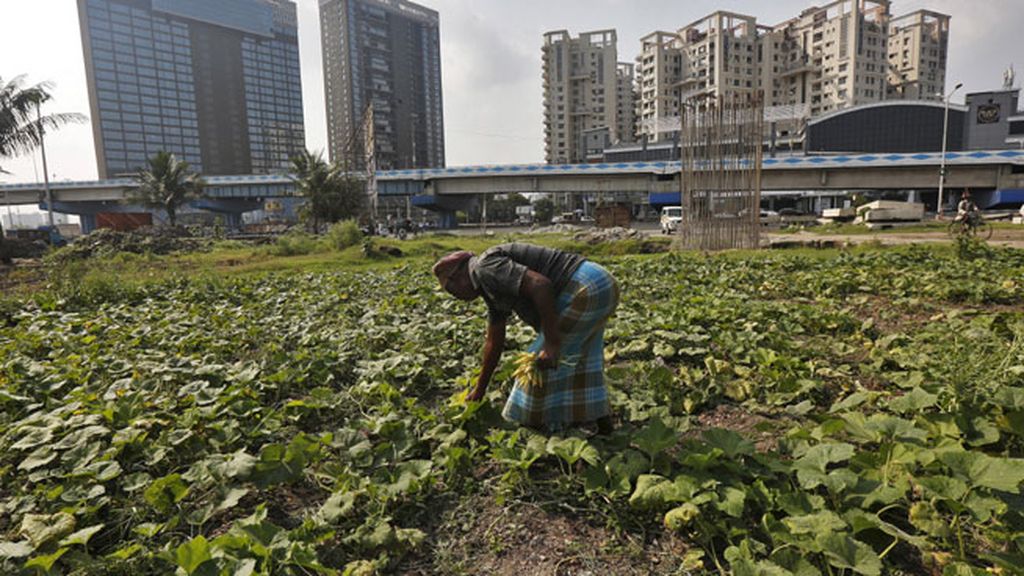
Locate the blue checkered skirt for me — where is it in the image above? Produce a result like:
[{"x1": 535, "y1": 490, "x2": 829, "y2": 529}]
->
[{"x1": 502, "y1": 261, "x2": 619, "y2": 431}]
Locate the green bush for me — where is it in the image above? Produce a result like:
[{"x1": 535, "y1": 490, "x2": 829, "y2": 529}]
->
[
  {"x1": 327, "y1": 220, "x2": 363, "y2": 251},
  {"x1": 268, "y1": 232, "x2": 319, "y2": 257}
]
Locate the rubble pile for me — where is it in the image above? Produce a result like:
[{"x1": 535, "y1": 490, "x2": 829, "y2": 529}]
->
[
  {"x1": 54, "y1": 227, "x2": 210, "y2": 261},
  {"x1": 572, "y1": 226, "x2": 645, "y2": 244},
  {"x1": 528, "y1": 224, "x2": 584, "y2": 235}
]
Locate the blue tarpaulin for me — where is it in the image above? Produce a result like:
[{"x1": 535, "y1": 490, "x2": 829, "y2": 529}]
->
[
  {"x1": 649, "y1": 192, "x2": 681, "y2": 208},
  {"x1": 983, "y1": 189, "x2": 1024, "y2": 209}
]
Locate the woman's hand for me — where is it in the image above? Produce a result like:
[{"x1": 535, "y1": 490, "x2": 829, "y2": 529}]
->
[{"x1": 537, "y1": 339, "x2": 561, "y2": 369}]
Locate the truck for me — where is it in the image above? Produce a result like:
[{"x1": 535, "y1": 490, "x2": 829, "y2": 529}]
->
[
  {"x1": 515, "y1": 205, "x2": 534, "y2": 225},
  {"x1": 660, "y1": 206, "x2": 683, "y2": 234}
]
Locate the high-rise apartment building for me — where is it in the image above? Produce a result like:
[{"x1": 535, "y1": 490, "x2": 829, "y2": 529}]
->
[
  {"x1": 320, "y1": 0, "x2": 444, "y2": 171},
  {"x1": 677, "y1": 12, "x2": 764, "y2": 102},
  {"x1": 635, "y1": 1, "x2": 946, "y2": 143},
  {"x1": 767, "y1": 0, "x2": 891, "y2": 115},
  {"x1": 616, "y1": 63, "x2": 638, "y2": 145},
  {"x1": 887, "y1": 10, "x2": 950, "y2": 101},
  {"x1": 543, "y1": 29, "x2": 636, "y2": 164},
  {"x1": 77, "y1": 0, "x2": 305, "y2": 178},
  {"x1": 637, "y1": 31, "x2": 683, "y2": 143}
]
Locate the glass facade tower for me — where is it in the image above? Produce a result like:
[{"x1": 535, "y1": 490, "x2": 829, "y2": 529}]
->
[
  {"x1": 320, "y1": 0, "x2": 445, "y2": 170},
  {"x1": 77, "y1": 0, "x2": 305, "y2": 178}
]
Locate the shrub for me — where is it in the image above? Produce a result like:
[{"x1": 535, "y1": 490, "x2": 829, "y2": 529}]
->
[
  {"x1": 327, "y1": 220, "x2": 363, "y2": 251},
  {"x1": 268, "y1": 232, "x2": 319, "y2": 257}
]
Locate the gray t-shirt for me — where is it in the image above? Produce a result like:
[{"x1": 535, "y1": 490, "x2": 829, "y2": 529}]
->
[{"x1": 469, "y1": 243, "x2": 585, "y2": 328}]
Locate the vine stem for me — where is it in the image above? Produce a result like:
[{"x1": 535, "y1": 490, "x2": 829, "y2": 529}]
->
[{"x1": 879, "y1": 536, "x2": 899, "y2": 560}]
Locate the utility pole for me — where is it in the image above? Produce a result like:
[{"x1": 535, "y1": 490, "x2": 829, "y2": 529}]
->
[
  {"x1": 37, "y1": 101, "x2": 55, "y2": 229},
  {"x1": 937, "y1": 82, "x2": 963, "y2": 219}
]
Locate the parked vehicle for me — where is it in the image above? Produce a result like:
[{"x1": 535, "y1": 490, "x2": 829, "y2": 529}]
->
[{"x1": 661, "y1": 206, "x2": 683, "y2": 234}]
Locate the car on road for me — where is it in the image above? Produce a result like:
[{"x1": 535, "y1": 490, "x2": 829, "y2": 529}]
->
[{"x1": 661, "y1": 206, "x2": 683, "y2": 234}]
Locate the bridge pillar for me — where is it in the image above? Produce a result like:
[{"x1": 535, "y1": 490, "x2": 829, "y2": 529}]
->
[
  {"x1": 410, "y1": 194, "x2": 473, "y2": 229},
  {"x1": 191, "y1": 199, "x2": 263, "y2": 230},
  {"x1": 438, "y1": 210, "x2": 458, "y2": 229},
  {"x1": 79, "y1": 214, "x2": 98, "y2": 234}
]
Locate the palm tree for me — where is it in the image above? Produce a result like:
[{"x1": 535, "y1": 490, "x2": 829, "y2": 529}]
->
[
  {"x1": 290, "y1": 150, "x2": 365, "y2": 233},
  {"x1": 0, "y1": 75, "x2": 85, "y2": 173},
  {"x1": 0, "y1": 75, "x2": 85, "y2": 248},
  {"x1": 132, "y1": 151, "x2": 204, "y2": 227}
]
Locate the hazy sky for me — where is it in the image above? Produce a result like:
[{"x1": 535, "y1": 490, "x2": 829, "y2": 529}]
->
[{"x1": 0, "y1": 0, "x2": 1021, "y2": 184}]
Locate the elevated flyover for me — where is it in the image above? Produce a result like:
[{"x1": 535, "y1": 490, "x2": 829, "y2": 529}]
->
[
  {"x1": 378, "y1": 149, "x2": 1024, "y2": 196},
  {"x1": 3, "y1": 151, "x2": 1023, "y2": 226}
]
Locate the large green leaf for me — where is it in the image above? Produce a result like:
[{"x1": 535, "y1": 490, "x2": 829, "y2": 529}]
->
[
  {"x1": 793, "y1": 443, "x2": 856, "y2": 474},
  {"x1": 915, "y1": 476, "x2": 968, "y2": 501},
  {"x1": 663, "y1": 503, "x2": 701, "y2": 531},
  {"x1": 10, "y1": 427, "x2": 55, "y2": 451},
  {"x1": 783, "y1": 511, "x2": 846, "y2": 536},
  {"x1": 174, "y1": 535, "x2": 212, "y2": 575},
  {"x1": 889, "y1": 388, "x2": 938, "y2": 414},
  {"x1": 59, "y1": 524, "x2": 104, "y2": 548},
  {"x1": 715, "y1": 486, "x2": 747, "y2": 518},
  {"x1": 702, "y1": 428, "x2": 755, "y2": 458},
  {"x1": 24, "y1": 548, "x2": 68, "y2": 572},
  {"x1": 320, "y1": 491, "x2": 359, "y2": 523},
  {"x1": 632, "y1": 417, "x2": 678, "y2": 458},
  {"x1": 546, "y1": 436, "x2": 600, "y2": 467},
  {"x1": 144, "y1": 473, "x2": 190, "y2": 513},
  {"x1": 816, "y1": 533, "x2": 882, "y2": 576},
  {"x1": 908, "y1": 501, "x2": 951, "y2": 538},
  {"x1": 939, "y1": 452, "x2": 1024, "y2": 493},
  {"x1": 629, "y1": 474, "x2": 700, "y2": 509}
]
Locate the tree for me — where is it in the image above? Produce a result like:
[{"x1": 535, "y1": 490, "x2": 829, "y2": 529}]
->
[
  {"x1": 487, "y1": 193, "x2": 531, "y2": 223},
  {"x1": 0, "y1": 76, "x2": 85, "y2": 247},
  {"x1": 0, "y1": 75, "x2": 85, "y2": 173},
  {"x1": 290, "y1": 150, "x2": 365, "y2": 233},
  {"x1": 533, "y1": 197, "x2": 555, "y2": 224},
  {"x1": 132, "y1": 151, "x2": 205, "y2": 227}
]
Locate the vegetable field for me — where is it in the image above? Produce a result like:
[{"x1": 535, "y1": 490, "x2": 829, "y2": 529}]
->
[{"x1": 2, "y1": 243, "x2": 1024, "y2": 575}]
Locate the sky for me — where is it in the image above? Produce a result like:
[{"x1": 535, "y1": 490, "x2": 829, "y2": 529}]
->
[{"x1": 0, "y1": 0, "x2": 1021, "y2": 185}]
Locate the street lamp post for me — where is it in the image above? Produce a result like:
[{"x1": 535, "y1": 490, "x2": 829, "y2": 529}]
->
[{"x1": 937, "y1": 82, "x2": 963, "y2": 219}]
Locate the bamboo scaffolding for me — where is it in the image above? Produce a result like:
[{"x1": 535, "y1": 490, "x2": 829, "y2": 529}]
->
[{"x1": 679, "y1": 93, "x2": 764, "y2": 251}]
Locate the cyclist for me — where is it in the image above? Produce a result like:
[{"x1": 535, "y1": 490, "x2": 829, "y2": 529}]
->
[{"x1": 955, "y1": 190, "x2": 980, "y2": 228}]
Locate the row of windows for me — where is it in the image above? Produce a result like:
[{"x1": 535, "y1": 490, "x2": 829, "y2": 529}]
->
[
  {"x1": 107, "y1": 158, "x2": 203, "y2": 175},
  {"x1": 242, "y1": 46, "x2": 299, "y2": 59},
  {"x1": 98, "y1": 90, "x2": 197, "y2": 110},
  {"x1": 93, "y1": 20, "x2": 190, "y2": 45},
  {"x1": 94, "y1": 57, "x2": 193, "y2": 76},
  {"x1": 92, "y1": 38, "x2": 193, "y2": 63},
  {"x1": 93, "y1": 48, "x2": 190, "y2": 67},
  {"x1": 88, "y1": 5, "x2": 189, "y2": 36},
  {"x1": 100, "y1": 119, "x2": 199, "y2": 135},
  {"x1": 104, "y1": 139, "x2": 199, "y2": 154},
  {"x1": 95, "y1": 77, "x2": 194, "y2": 95},
  {"x1": 102, "y1": 122, "x2": 200, "y2": 138},
  {"x1": 105, "y1": 138, "x2": 200, "y2": 154}
]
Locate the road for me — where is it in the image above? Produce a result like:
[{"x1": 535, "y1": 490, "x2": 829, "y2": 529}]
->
[{"x1": 439, "y1": 221, "x2": 1024, "y2": 249}]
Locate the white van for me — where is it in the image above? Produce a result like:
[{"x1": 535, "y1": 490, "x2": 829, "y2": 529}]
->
[{"x1": 661, "y1": 206, "x2": 683, "y2": 234}]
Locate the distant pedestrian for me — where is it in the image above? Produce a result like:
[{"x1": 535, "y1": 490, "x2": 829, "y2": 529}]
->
[{"x1": 433, "y1": 243, "x2": 618, "y2": 434}]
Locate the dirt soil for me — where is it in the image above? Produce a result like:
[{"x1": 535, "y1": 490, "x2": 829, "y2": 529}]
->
[
  {"x1": 418, "y1": 493, "x2": 690, "y2": 576},
  {"x1": 768, "y1": 229, "x2": 1024, "y2": 249}
]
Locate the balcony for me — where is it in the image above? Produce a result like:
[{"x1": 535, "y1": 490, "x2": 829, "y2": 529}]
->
[{"x1": 779, "y1": 55, "x2": 815, "y2": 77}]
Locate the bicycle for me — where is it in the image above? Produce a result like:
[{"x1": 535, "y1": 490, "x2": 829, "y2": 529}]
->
[{"x1": 947, "y1": 215, "x2": 993, "y2": 240}]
